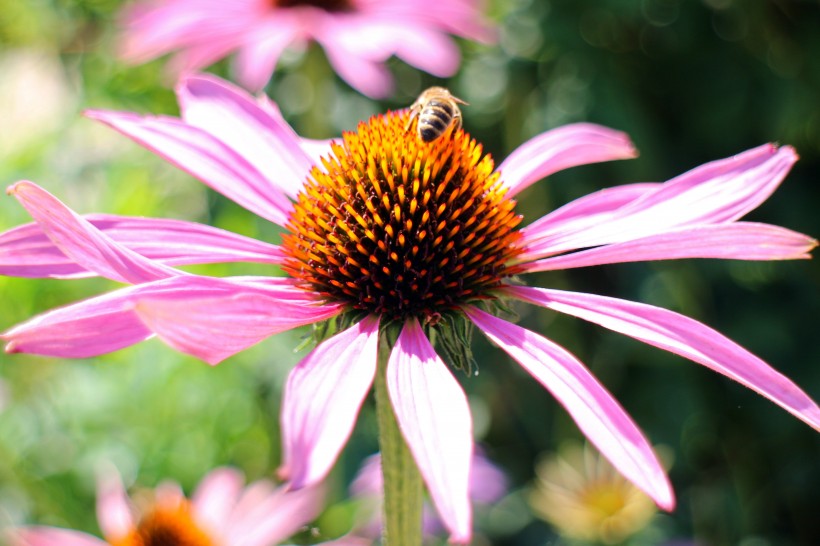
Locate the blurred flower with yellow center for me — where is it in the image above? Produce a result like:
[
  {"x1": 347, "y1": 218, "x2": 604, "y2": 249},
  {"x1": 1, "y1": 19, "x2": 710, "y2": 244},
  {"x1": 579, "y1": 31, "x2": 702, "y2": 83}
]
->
[
  {"x1": 530, "y1": 443, "x2": 658, "y2": 544},
  {"x1": 7, "y1": 466, "x2": 325, "y2": 546}
]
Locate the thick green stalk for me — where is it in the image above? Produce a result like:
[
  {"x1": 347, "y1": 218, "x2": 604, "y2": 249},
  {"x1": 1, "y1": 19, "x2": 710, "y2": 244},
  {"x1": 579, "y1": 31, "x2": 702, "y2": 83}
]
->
[{"x1": 375, "y1": 333, "x2": 424, "y2": 546}]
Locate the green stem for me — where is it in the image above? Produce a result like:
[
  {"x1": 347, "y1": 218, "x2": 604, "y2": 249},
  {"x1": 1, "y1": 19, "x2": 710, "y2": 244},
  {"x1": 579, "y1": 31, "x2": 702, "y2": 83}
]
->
[{"x1": 375, "y1": 332, "x2": 424, "y2": 546}]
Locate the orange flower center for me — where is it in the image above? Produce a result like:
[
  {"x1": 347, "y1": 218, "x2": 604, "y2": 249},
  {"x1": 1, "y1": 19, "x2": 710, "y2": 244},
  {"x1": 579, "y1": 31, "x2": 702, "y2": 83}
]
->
[
  {"x1": 282, "y1": 111, "x2": 524, "y2": 322},
  {"x1": 108, "y1": 500, "x2": 215, "y2": 546}
]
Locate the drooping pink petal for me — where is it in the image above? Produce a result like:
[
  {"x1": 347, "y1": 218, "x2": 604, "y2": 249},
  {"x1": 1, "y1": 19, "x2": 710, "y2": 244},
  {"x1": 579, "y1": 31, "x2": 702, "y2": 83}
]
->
[
  {"x1": 2, "y1": 284, "x2": 155, "y2": 358},
  {"x1": 95, "y1": 466, "x2": 134, "y2": 543},
  {"x1": 1, "y1": 275, "x2": 308, "y2": 359},
  {"x1": 176, "y1": 74, "x2": 312, "y2": 199},
  {"x1": 524, "y1": 144, "x2": 798, "y2": 257},
  {"x1": 280, "y1": 316, "x2": 380, "y2": 489},
  {"x1": 505, "y1": 286, "x2": 820, "y2": 432},
  {"x1": 464, "y1": 306, "x2": 674, "y2": 510},
  {"x1": 386, "y1": 318, "x2": 473, "y2": 544},
  {"x1": 0, "y1": 214, "x2": 284, "y2": 279},
  {"x1": 520, "y1": 223, "x2": 818, "y2": 271},
  {"x1": 227, "y1": 484, "x2": 326, "y2": 546},
  {"x1": 7, "y1": 181, "x2": 178, "y2": 284},
  {"x1": 191, "y1": 467, "x2": 245, "y2": 538},
  {"x1": 85, "y1": 109, "x2": 293, "y2": 226},
  {"x1": 498, "y1": 123, "x2": 638, "y2": 197},
  {"x1": 7, "y1": 528, "x2": 109, "y2": 546},
  {"x1": 132, "y1": 282, "x2": 343, "y2": 365}
]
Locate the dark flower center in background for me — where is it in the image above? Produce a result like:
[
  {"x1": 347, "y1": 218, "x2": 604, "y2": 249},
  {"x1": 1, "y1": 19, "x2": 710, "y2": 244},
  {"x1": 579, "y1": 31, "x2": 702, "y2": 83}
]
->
[
  {"x1": 274, "y1": 0, "x2": 353, "y2": 12},
  {"x1": 282, "y1": 112, "x2": 524, "y2": 322},
  {"x1": 108, "y1": 501, "x2": 214, "y2": 546}
]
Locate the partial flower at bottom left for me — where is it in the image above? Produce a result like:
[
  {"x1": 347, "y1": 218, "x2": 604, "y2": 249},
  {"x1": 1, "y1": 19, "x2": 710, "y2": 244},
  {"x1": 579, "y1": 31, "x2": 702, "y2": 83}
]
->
[{"x1": 7, "y1": 465, "x2": 325, "y2": 546}]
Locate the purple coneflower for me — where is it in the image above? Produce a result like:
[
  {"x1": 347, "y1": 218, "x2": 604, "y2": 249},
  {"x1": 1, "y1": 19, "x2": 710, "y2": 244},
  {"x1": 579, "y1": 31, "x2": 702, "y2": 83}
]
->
[
  {"x1": 117, "y1": 0, "x2": 493, "y2": 97},
  {"x1": 1, "y1": 74, "x2": 818, "y2": 542},
  {"x1": 7, "y1": 466, "x2": 324, "y2": 546}
]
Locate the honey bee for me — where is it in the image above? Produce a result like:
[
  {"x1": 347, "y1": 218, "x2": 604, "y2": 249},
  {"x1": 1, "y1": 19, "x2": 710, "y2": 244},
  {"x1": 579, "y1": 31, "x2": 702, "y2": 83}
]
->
[{"x1": 405, "y1": 86, "x2": 468, "y2": 143}]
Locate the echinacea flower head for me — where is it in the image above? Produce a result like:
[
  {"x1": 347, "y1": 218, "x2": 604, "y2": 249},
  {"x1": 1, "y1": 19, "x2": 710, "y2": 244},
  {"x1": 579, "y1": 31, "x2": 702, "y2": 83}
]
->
[
  {"x1": 2, "y1": 74, "x2": 819, "y2": 543},
  {"x1": 7, "y1": 466, "x2": 325, "y2": 546},
  {"x1": 530, "y1": 442, "x2": 658, "y2": 544},
  {"x1": 118, "y1": 0, "x2": 494, "y2": 97}
]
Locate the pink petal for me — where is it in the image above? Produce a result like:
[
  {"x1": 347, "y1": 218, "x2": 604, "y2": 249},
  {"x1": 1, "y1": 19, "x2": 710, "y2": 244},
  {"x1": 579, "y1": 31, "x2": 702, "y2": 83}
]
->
[
  {"x1": 519, "y1": 182, "x2": 659, "y2": 258},
  {"x1": 85, "y1": 109, "x2": 293, "y2": 227},
  {"x1": 464, "y1": 306, "x2": 674, "y2": 510},
  {"x1": 0, "y1": 214, "x2": 283, "y2": 279},
  {"x1": 521, "y1": 222, "x2": 818, "y2": 272},
  {"x1": 498, "y1": 123, "x2": 638, "y2": 197},
  {"x1": 7, "y1": 181, "x2": 178, "y2": 284},
  {"x1": 346, "y1": 21, "x2": 461, "y2": 77},
  {"x1": 118, "y1": 0, "x2": 255, "y2": 64},
  {"x1": 95, "y1": 466, "x2": 134, "y2": 542},
  {"x1": 192, "y1": 467, "x2": 245, "y2": 538},
  {"x1": 2, "y1": 285, "x2": 154, "y2": 358},
  {"x1": 280, "y1": 316, "x2": 380, "y2": 488},
  {"x1": 132, "y1": 279, "x2": 342, "y2": 365},
  {"x1": 227, "y1": 483, "x2": 326, "y2": 546},
  {"x1": 1, "y1": 275, "x2": 307, "y2": 359},
  {"x1": 506, "y1": 286, "x2": 820, "y2": 432},
  {"x1": 233, "y1": 18, "x2": 301, "y2": 92},
  {"x1": 176, "y1": 74, "x2": 312, "y2": 200},
  {"x1": 386, "y1": 318, "x2": 473, "y2": 543},
  {"x1": 525, "y1": 144, "x2": 798, "y2": 256},
  {"x1": 7, "y1": 528, "x2": 108, "y2": 546},
  {"x1": 323, "y1": 44, "x2": 394, "y2": 99}
]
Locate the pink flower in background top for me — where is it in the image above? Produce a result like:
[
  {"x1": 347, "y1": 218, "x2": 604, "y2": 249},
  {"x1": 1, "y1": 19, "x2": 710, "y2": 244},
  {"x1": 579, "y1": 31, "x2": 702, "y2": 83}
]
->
[
  {"x1": 1, "y1": 74, "x2": 819, "y2": 542},
  {"x1": 118, "y1": 0, "x2": 494, "y2": 97},
  {"x1": 7, "y1": 466, "x2": 325, "y2": 546}
]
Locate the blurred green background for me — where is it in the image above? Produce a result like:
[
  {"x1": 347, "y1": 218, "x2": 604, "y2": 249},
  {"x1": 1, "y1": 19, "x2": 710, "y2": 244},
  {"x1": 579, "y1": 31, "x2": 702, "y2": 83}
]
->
[{"x1": 1, "y1": 0, "x2": 818, "y2": 545}]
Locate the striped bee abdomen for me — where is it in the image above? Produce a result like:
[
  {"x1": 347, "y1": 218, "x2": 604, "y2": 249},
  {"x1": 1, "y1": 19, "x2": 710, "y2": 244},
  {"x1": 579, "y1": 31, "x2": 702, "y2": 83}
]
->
[{"x1": 419, "y1": 100, "x2": 456, "y2": 142}]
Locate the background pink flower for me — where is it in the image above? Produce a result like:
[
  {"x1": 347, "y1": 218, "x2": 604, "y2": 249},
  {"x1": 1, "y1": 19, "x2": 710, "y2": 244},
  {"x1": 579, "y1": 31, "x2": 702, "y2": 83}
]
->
[
  {"x1": 1, "y1": 75, "x2": 818, "y2": 542},
  {"x1": 118, "y1": 0, "x2": 494, "y2": 97},
  {"x1": 343, "y1": 450, "x2": 507, "y2": 540},
  {"x1": 7, "y1": 466, "x2": 325, "y2": 546}
]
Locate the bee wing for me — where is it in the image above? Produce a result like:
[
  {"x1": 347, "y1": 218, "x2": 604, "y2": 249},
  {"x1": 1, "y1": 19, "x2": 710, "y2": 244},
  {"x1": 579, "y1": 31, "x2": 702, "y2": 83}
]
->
[{"x1": 404, "y1": 103, "x2": 422, "y2": 133}]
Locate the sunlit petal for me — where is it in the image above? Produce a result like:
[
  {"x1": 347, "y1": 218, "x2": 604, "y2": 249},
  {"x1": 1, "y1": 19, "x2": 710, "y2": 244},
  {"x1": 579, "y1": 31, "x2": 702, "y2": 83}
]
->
[
  {"x1": 85, "y1": 109, "x2": 293, "y2": 226},
  {"x1": 280, "y1": 316, "x2": 380, "y2": 489},
  {"x1": 525, "y1": 144, "x2": 797, "y2": 256},
  {"x1": 7, "y1": 181, "x2": 178, "y2": 283},
  {"x1": 387, "y1": 318, "x2": 473, "y2": 543},
  {"x1": 465, "y1": 306, "x2": 674, "y2": 510},
  {"x1": 506, "y1": 286, "x2": 820, "y2": 432},
  {"x1": 177, "y1": 74, "x2": 311, "y2": 199},
  {"x1": 132, "y1": 281, "x2": 343, "y2": 365},
  {"x1": 521, "y1": 223, "x2": 818, "y2": 271},
  {"x1": 0, "y1": 214, "x2": 283, "y2": 279},
  {"x1": 499, "y1": 123, "x2": 638, "y2": 197}
]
